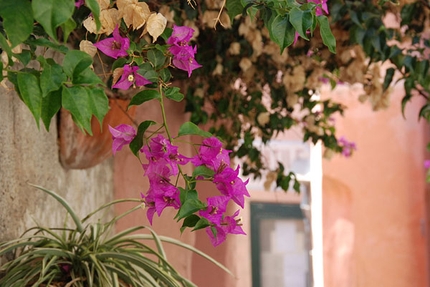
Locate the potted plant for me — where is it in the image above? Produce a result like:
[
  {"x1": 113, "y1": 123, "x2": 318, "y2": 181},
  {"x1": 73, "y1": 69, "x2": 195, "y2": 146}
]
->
[{"x1": 0, "y1": 184, "x2": 230, "y2": 287}]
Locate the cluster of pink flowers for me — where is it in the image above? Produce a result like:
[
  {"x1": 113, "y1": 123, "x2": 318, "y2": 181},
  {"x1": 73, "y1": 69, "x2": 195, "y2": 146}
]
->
[
  {"x1": 192, "y1": 137, "x2": 249, "y2": 246},
  {"x1": 93, "y1": 26, "x2": 151, "y2": 90},
  {"x1": 140, "y1": 135, "x2": 189, "y2": 224},
  {"x1": 108, "y1": 125, "x2": 249, "y2": 246},
  {"x1": 338, "y1": 136, "x2": 357, "y2": 157},
  {"x1": 93, "y1": 24, "x2": 203, "y2": 90},
  {"x1": 167, "y1": 25, "x2": 202, "y2": 77}
]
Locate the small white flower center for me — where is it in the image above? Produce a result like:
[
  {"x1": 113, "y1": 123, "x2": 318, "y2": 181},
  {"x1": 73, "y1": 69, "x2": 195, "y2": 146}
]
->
[{"x1": 127, "y1": 74, "x2": 134, "y2": 82}]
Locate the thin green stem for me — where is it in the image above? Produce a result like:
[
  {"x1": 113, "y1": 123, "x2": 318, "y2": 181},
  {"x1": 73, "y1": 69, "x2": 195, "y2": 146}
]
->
[{"x1": 158, "y1": 83, "x2": 172, "y2": 141}]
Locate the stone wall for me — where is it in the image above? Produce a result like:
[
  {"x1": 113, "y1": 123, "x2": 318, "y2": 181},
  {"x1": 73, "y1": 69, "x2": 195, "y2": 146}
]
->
[{"x1": 0, "y1": 85, "x2": 114, "y2": 243}]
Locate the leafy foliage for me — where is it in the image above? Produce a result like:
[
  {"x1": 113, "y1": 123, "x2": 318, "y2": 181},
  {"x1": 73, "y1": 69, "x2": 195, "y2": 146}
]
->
[{"x1": 0, "y1": 0, "x2": 428, "y2": 191}]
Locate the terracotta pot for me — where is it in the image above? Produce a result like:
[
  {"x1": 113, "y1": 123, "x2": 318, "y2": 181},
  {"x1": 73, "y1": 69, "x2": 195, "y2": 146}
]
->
[{"x1": 59, "y1": 99, "x2": 136, "y2": 169}]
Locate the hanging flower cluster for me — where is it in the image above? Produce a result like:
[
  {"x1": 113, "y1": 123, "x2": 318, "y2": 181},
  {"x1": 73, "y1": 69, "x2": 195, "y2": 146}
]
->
[
  {"x1": 338, "y1": 136, "x2": 357, "y2": 157},
  {"x1": 109, "y1": 126, "x2": 248, "y2": 246},
  {"x1": 167, "y1": 25, "x2": 202, "y2": 77}
]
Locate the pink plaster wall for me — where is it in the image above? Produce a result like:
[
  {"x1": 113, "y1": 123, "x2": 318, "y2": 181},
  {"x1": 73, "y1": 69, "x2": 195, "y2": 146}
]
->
[{"x1": 322, "y1": 84, "x2": 429, "y2": 287}]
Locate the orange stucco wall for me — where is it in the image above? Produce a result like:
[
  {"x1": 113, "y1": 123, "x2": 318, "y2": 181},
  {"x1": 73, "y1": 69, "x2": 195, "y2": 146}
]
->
[{"x1": 322, "y1": 84, "x2": 429, "y2": 287}]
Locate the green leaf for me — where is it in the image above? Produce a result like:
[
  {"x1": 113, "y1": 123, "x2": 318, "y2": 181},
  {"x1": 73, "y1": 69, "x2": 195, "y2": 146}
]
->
[
  {"x1": 60, "y1": 17, "x2": 77, "y2": 43},
  {"x1": 177, "y1": 122, "x2": 212, "y2": 138},
  {"x1": 38, "y1": 57, "x2": 67, "y2": 97},
  {"x1": 41, "y1": 88, "x2": 62, "y2": 131},
  {"x1": 112, "y1": 57, "x2": 128, "y2": 71},
  {"x1": 289, "y1": 7, "x2": 313, "y2": 40},
  {"x1": 180, "y1": 214, "x2": 201, "y2": 232},
  {"x1": 62, "y1": 85, "x2": 93, "y2": 134},
  {"x1": 0, "y1": 33, "x2": 13, "y2": 66},
  {"x1": 85, "y1": 0, "x2": 101, "y2": 31},
  {"x1": 128, "y1": 90, "x2": 161, "y2": 108},
  {"x1": 418, "y1": 104, "x2": 430, "y2": 121},
  {"x1": 267, "y1": 14, "x2": 295, "y2": 53},
  {"x1": 192, "y1": 218, "x2": 210, "y2": 231},
  {"x1": 382, "y1": 68, "x2": 395, "y2": 91},
  {"x1": 32, "y1": 0, "x2": 75, "y2": 41},
  {"x1": 129, "y1": 120, "x2": 156, "y2": 156},
  {"x1": 17, "y1": 72, "x2": 43, "y2": 127},
  {"x1": 25, "y1": 38, "x2": 69, "y2": 54},
  {"x1": 0, "y1": 0, "x2": 33, "y2": 47},
  {"x1": 159, "y1": 68, "x2": 171, "y2": 83},
  {"x1": 73, "y1": 67, "x2": 104, "y2": 85},
  {"x1": 226, "y1": 0, "x2": 244, "y2": 22},
  {"x1": 147, "y1": 49, "x2": 166, "y2": 70},
  {"x1": 12, "y1": 50, "x2": 32, "y2": 66},
  {"x1": 192, "y1": 166, "x2": 215, "y2": 179},
  {"x1": 63, "y1": 50, "x2": 93, "y2": 79},
  {"x1": 317, "y1": 15, "x2": 336, "y2": 54},
  {"x1": 138, "y1": 63, "x2": 159, "y2": 83},
  {"x1": 164, "y1": 86, "x2": 184, "y2": 102},
  {"x1": 177, "y1": 197, "x2": 205, "y2": 220},
  {"x1": 28, "y1": 184, "x2": 84, "y2": 233},
  {"x1": 87, "y1": 88, "x2": 109, "y2": 124}
]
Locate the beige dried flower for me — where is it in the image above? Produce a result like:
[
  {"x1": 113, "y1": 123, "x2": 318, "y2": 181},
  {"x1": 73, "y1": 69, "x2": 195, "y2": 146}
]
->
[
  {"x1": 257, "y1": 112, "x2": 271, "y2": 126},
  {"x1": 146, "y1": 13, "x2": 167, "y2": 42},
  {"x1": 286, "y1": 93, "x2": 299, "y2": 108},
  {"x1": 97, "y1": 0, "x2": 110, "y2": 10},
  {"x1": 159, "y1": 5, "x2": 175, "y2": 23},
  {"x1": 283, "y1": 66, "x2": 305, "y2": 92},
  {"x1": 323, "y1": 149, "x2": 335, "y2": 160},
  {"x1": 116, "y1": 0, "x2": 135, "y2": 10},
  {"x1": 212, "y1": 63, "x2": 223, "y2": 76},
  {"x1": 79, "y1": 40, "x2": 97, "y2": 58},
  {"x1": 307, "y1": 68, "x2": 324, "y2": 90},
  {"x1": 264, "y1": 171, "x2": 277, "y2": 191},
  {"x1": 194, "y1": 88, "x2": 205, "y2": 98},
  {"x1": 122, "y1": 2, "x2": 151, "y2": 30},
  {"x1": 83, "y1": 16, "x2": 98, "y2": 34},
  {"x1": 239, "y1": 58, "x2": 253, "y2": 72},
  {"x1": 201, "y1": 10, "x2": 219, "y2": 28},
  {"x1": 112, "y1": 67, "x2": 124, "y2": 87},
  {"x1": 100, "y1": 8, "x2": 120, "y2": 35},
  {"x1": 205, "y1": 0, "x2": 223, "y2": 9},
  {"x1": 228, "y1": 42, "x2": 241, "y2": 55}
]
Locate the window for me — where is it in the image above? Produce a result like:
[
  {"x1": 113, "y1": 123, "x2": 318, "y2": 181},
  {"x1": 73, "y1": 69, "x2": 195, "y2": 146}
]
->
[{"x1": 251, "y1": 202, "x2": 312, "y2": 287}]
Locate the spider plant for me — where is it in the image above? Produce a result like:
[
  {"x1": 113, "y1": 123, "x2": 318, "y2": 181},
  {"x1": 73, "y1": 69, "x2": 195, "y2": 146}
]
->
[{"x1": 0, "y1": 184, "x2": 231, "y2": 287}]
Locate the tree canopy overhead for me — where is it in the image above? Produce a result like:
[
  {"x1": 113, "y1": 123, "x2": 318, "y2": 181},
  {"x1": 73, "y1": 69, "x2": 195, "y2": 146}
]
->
[{"x1": 0, "y1": 0, "x2": 429, "y2": 191}]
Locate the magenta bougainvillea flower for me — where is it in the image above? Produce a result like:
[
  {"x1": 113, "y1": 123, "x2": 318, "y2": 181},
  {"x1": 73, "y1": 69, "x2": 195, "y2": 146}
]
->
[
  {"x1": 153, "y1": 185, "x2": 181, "y2": 216},
  {"x1": 199, "y1": 196, "x2": 230, "y2": 225},
  {"x1": 94, "y1": 26, "x2": 130, "y2": 59},
  {"x1": 171, "y1": 46, "x2": 202, "y2": 77},
  {"x1": 108, "y1": 124, "x2": 136, "y2": 155},
  {"x1": 192, "y1": 136, "x2": 231, "y2": 171},
  {"x1": 213, "y1": 166, "x2": 250, "y2": 208},
  {"x1": 142, "y1": 135, "x2": 189, "y2": 174},
  {"x1": 75, "y1": 0, "x2": 85, "y2": 8},
  {"x1": 167, "y1": 25, "x2": 202, "y2": 77},
  {"x1": 141, "y1": 135, "x2": 188, "y2": 223},
  {"x1": 424, "y1": 160, "x2": 430, "y2": 169},
  {"x1": 206, "y1": 210, "x2": 246, "y2": 246},
  {"x1": 308, "y1": 0, "x2": 329, "y2": 16},
  {"x1": 167, "y1": 25, "x2": 194, "y2": 45},
  {"x1": 338, "y1": 136, "x2": 357, "y2": 157},
  {"x1": 112, "y1": 65, "x2": 151, "y2": 90}
]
